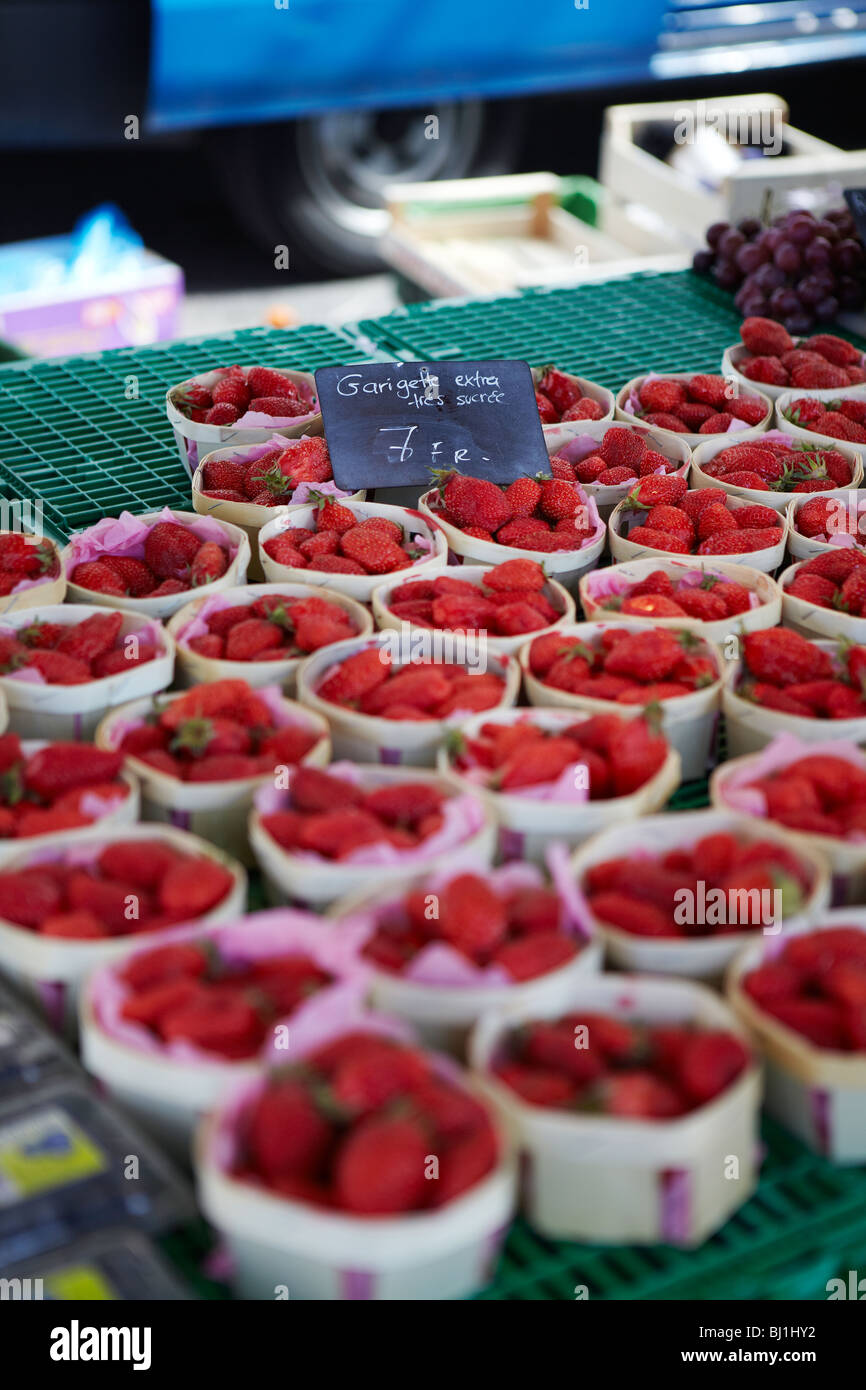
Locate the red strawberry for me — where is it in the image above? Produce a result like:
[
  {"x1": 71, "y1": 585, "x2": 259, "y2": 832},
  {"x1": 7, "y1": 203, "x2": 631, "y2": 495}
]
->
[
  {"x1": 57, "y1": 611, "x2": 123, "y2": 663},
  {"x1": 248, "y1": 1079, "x2": 332, "y2": 1180},
  {"x1": 190, "y1": 542, "x2": 228, "y2": 586},
  {"x1": 588, "y1": 891, "x2": 672, "y2": 936},
  {"x1": 600, "y1": 428, "x2": 646, "y2": 470},
  {"x1": 204, "y1": 402, "x2": 240, "y2": 425},
  {"x1": 101, "y1": 556, "x2": 157, "y2": 596},
  {"x1": 340, "y1": 527, "x2": 409, "y2": 575},
  {"x1": 334, "y1": 1115, "x2": 428, "y2": 1215},
  {"x1": 440, "y1": 473, "x2": 512, "y2": 533},
  {"x1": 71, "y1": 561, "x2": 125, "y2": 596},
  {"x1": 537, "y1": 368, "x2": 582, "y2": 414},
  {"x1": 246, "y1": 366, "x2": 301, "y2": 397},
  {"x1": 317, "y1": 647, "x2": 390, "y2": 704},
  {"x1": 332, "y1": 1046, "x2": 429, "y2": 1115},
  {"x1": 677, "y1": 1032, "x2": 749, "y2": 1104},
  {"x1": 159, "y1": 857, "x2": 233, "y2": 916},
  {"x1": 24, "y1": 650, "x2": 91, "y2": 684},
  {"x1": 24, "y1": 744, "x2": 124, "y2": 800},
  {"x1": 144, "y1": 522, "x2": 201, "y2": 579},
  {"x1": 603, "y1": 629, "x2": 684, "y2": 682},
  {"x1": 743, "y1": 629, "x2": 831, "y2": 685},
  {"x1": 439, "y1": 873, "x2": 507, "y2": 957},
  {"x1": 248, "y1": 395, "x2": 307, "y2": 417},
  {"x1": 741, "y1": 317, "x2": 793, "y2": 357},
  {"x1": 803, "y1": 334, "x2": 862, "y2": 367},
  {"x1": 742, "y1": 356, "x2": 788, "y2": 387},
  {"x1": 638, "y1": 378, "x2": 687, "y2": 413}
]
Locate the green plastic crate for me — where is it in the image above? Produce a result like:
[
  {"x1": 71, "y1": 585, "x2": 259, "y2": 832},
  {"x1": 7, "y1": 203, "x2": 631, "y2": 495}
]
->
[
  {"x1": 0, "y1": 323, "x2": 369, "y2": 544},
  {"x1": 358, "y1": 269, "x2": 866, "y2": 388}
]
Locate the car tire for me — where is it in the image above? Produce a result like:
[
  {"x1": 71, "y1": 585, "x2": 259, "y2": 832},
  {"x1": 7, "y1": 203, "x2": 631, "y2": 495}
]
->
[{"x1": 210, "y1": 100, "x2": 525, "y2": 277}]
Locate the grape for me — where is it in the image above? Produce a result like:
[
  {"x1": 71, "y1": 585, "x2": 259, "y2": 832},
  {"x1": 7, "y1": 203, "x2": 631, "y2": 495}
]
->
[
  {"x1": 692, "y1": 249, "x2": 714, "y2": 274},
  {"x1": 752, "y1": 263, "x2": 785, "y2": 295},
  {"x1": 784, "y1": 313, "x2": 815, "y2": 335},
  {"x1": 769, "y1": 287, "x2": 801, "y2": 318},
  {"x1": 713, "y1": 260, "x2": 742, "y2": 290},
  {"x1": 774, "y1": 242, "x2": 802, "y2": 274},
  {"x1": 788, "y1": 217, "x2": 816, "y2": 246},
  {"x1": 761, "y1": 227, "x2": 784, "y2": 254},
  {"x1": 815, "y1": 296, "x2": 841, "y2": 321},
  {"x1": 837, "y1": 277, "x2": 864, "y2": 310},
  {"x1": 736, "y1": 242, "x2": 767, "y2": 274},
  {"x1": 813, "y1": 219, "x2": 838, "y2": 242},
  {"x1": 741, "y1": 295, "x2": 768, "y2": 318},
  {"x1": 706, "y1": 222, "x2": 729, "y2": 249},
  {"x1": 804, "y1": 237, "x2": 832, "y2": 269},
  {"x1": 798, "y1": 275, "x2": 830, "y2": 308},
  {"x1": 826, "y1": 208, "x2": 849, "y2": 225},
  {"x1": 834, "y1": 239, "x2": 863, "y2": 273},
  {"x1": 738, "y1": 217, "x2": 762, "y2": 238},
  {"x1": 718, "y1": 229, "x2": 746, "y2": 258}
]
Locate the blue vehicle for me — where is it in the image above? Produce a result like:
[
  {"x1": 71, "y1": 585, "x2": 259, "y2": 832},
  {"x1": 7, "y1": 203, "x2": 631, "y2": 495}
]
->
[{"x1": 3, "y1": 0, "x2": 866, "y2": 271}]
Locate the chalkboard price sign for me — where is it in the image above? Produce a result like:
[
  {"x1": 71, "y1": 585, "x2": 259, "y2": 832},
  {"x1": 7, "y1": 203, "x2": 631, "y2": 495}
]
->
[{"x1": 314, "y1": 359, "x2": 550, "y2": 490}]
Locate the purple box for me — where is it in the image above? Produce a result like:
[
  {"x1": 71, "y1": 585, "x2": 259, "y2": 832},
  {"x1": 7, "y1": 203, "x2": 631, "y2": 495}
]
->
[{"x1": 0, "y1": 245, "x2": 183, "y2": 358}]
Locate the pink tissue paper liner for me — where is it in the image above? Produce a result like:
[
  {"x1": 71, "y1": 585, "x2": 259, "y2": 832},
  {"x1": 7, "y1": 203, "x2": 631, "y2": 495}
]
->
[{"x1": 67, "y1": 507, "x2": 238, "y2": 569}]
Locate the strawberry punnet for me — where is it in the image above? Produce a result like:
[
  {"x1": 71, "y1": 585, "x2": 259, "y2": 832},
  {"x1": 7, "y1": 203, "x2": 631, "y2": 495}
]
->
[
  {"x1": 383, "y1": 560, "x2": 561, "y2": 638},
  {"x1": 174, "y1": 364, "x2": 315, "y2": 424},
  {"x1": 0, "y1": 734, "x2": 128, "y2": 839},
  {"x1": 0, "y1": 838, "x2": 235, "y2": 939},
  {"x1": 535, "y1": 367, "x2": 606, "y2": 424},
  {"x1": 742, "y1": 926, "x2": 866, "y2": 1052},
  {"x1": 732, "y1": 630, "x2": 866, "y2": 720},
  {"x1": 699, "y1": 437, "x2": 853, "y2": 494},
  {"x1": 0, "y1": 532, "x2": 60, "y2": 597},
  {"x1": 360, "y1": 868, "x2": 583, "y2": 981},
  {"x1": 425, "y1": 466, "x2": 600, "y2": 553},
  {"x1": 117, "y1": 938, "x2": 334, "y2": 1060},
  {"x1": 629, "y1": 373, "x2": 769, "y2": 434},
  {"x1": 616, "y1": 486, "x2": 784, "y2": 558},
  {"x1": 580, "y1": 830, "x2": 814, "y2": 941},
  {"x1": 493, "y1": 1010, "x2": 750, "y2": 1116},
  {"x1": 115, "y1": 678, "x2": 321, "y2": 782},
  {"x1": 728, "y1": 752, "x2": 866, "y2": 841},
  {"x1": 737, "y1": 323, "x2": 865, "y2": 391},
  {"x1": 258, "y1": 765, "x2": 453, "y2": 861},
  {"x1": 233, "y1": 1033, "x2": 499, "y2": 1212},
  {"x1": 182, "y1": 592, "x2": 360, "y2": 662},
  {"x1": 449, "y1": 712, "x2": 669, "y2": 799},
  {"x1": 527, "y1": 625, "x2": 718, "y2": 705},
  {"x1": 263, "y1": 500, "x2": 432, "y2": 577},
  {"x1": 0, "y1": 610, "x2": 161, "y2": 684},
  {"x1": 70, "y1": 518, "x2": 234, "y2": 599}
]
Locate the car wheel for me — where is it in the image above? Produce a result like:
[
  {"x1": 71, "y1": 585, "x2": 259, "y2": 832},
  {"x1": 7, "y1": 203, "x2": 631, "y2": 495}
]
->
[{"x1": 211, "y1": 100, "x2": 524, "y2": 276}]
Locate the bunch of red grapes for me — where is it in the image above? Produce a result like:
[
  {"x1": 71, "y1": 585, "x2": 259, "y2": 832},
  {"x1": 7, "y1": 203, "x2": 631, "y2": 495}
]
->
[{"x1": 692, "y1": 206, "x2": 865, "y2": 334}]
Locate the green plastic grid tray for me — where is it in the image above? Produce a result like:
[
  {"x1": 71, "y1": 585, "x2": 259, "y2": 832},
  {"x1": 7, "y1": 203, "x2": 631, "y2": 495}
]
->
[
  {"x1": 0, "y1": 323, "x2": 370, "y2": 544},
  {"x1": 358, "y1": 268, "x2": 866, "y2": 389},
  {"x1": 478, "y1": 1118, "x2": 866, "y2": 1301}
]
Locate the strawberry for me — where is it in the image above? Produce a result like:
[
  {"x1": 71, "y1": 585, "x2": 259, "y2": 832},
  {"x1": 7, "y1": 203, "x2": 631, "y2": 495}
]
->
[
  {"x1": 677, "y1": 1032, "x2": 749, "y2": 1104},
  {"x1": 24, "y1": 744, "x2": 124, "y2": 800},
  {"x1": 159, "y1": 857, "x2": 233, "y2": 916},
  {"x1": 71, "y1": 560, "x2": 125, "y2": 595},
  {"x1": 803, "y1": 334, "x2": 862, "y2": 367},
  {"x1": 332, "y1": 1046, "x2": 429, "y2": 1115},
  {"x1": 741, "y1": 317, "x2": 793, "y2": 357},
  {"x1": 535, "y1": 391, "x2": 558, "y2": 422},
  {"x1": 98, "y1": 840, "x2": 182, "y2": 890},
  {"x1": 248, "y1": 395, "x2": 307, "y2": 417},
  {"x1": 575, "y1": 456, "x2": 606, "y2": 484},
  {"x1": 625, "y1": 526, "x2": 690, "y2": 554},
  {"x1": 57, "y1": 611, "x2": 123, "y2": 663},
  {"x1": 593, "y1": 1072, "x2": 684, "y2": 1119},
  {"x1": 317, "y1": 647, "x2": 390, "y2": 705},
  {"x1": 600, "y1": 428, "x2": 646, "y2": 470},
  {"x1": 340, "y1": 527, "x2": 409, "y2": 574},
  {"x1": 588, "y1": 891, "x2": 672, "y2": 937},
  {"x1": 204, "y1": 403, "x2": 240, "y2": 425},
  {"x1": 495, "y1": 1063, "x2": 576, "y2": 1108},
  {"x1": 688, "y1": 374, "x2": 729, "y2": 408},
  {"x1": 101, "y1": 556, "x2": 156, "y2": 596},
  {"x1": 596, "y1": 466, "x2": 638, "y2": 485},
  {"x1": 335, "y1": 1115, "x2": 428, "y2": 1215},
  {"x1": 248, "y1": 1079, "x2": 332, "y2": 1180},
  {"x1": 603, "y1": 628, "x2": 684, "y2": 682},
  {"x1": 310, "y1": 496, "x2": 357, "y2": 534},
  {"x1": 638, "y1": 378, "x2": 687, "y2": 413},
  {"x1": 630, "y1": 474, "x2": 687, "y2": 508},
  {"x1": 742, "y1": 630, "x2": 832, "y2": 686},
  {"x1": 504, "y1": 477, "x2": 542, "y2": 516},
  {"x1": 439, "y1": 473, "x2": 512, "y2": 532},
  {"x1": 201, "y1": 458, "x2": 246, "y2": 493},
  {"x1": 190, "y1": 542, "x2": 228, "y2": 586},
  {"x1": 537, "y1": 368, "x2": 582, "y2": 414},
  {"x1": 742, "y1": 356, "x2": 788, "y2": 386},
  {"x1": 791, "y1": 362, "x2": 849, "y2": 390},
  {"x1": 439, "y1": 873, "x2": 507, "y2": 957},
  {"x1": 674, "y1": 589, "x2": 727, "y2": 621},
  {"x1": 24, "y1": 650, "x2": 91, "y2": 684},
  {"x1": 144, "y1": 522, "x2": 201, "y2": 579},
  {"x1": 246, "y1": 366, "x2": 301, "y2": 397}
]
